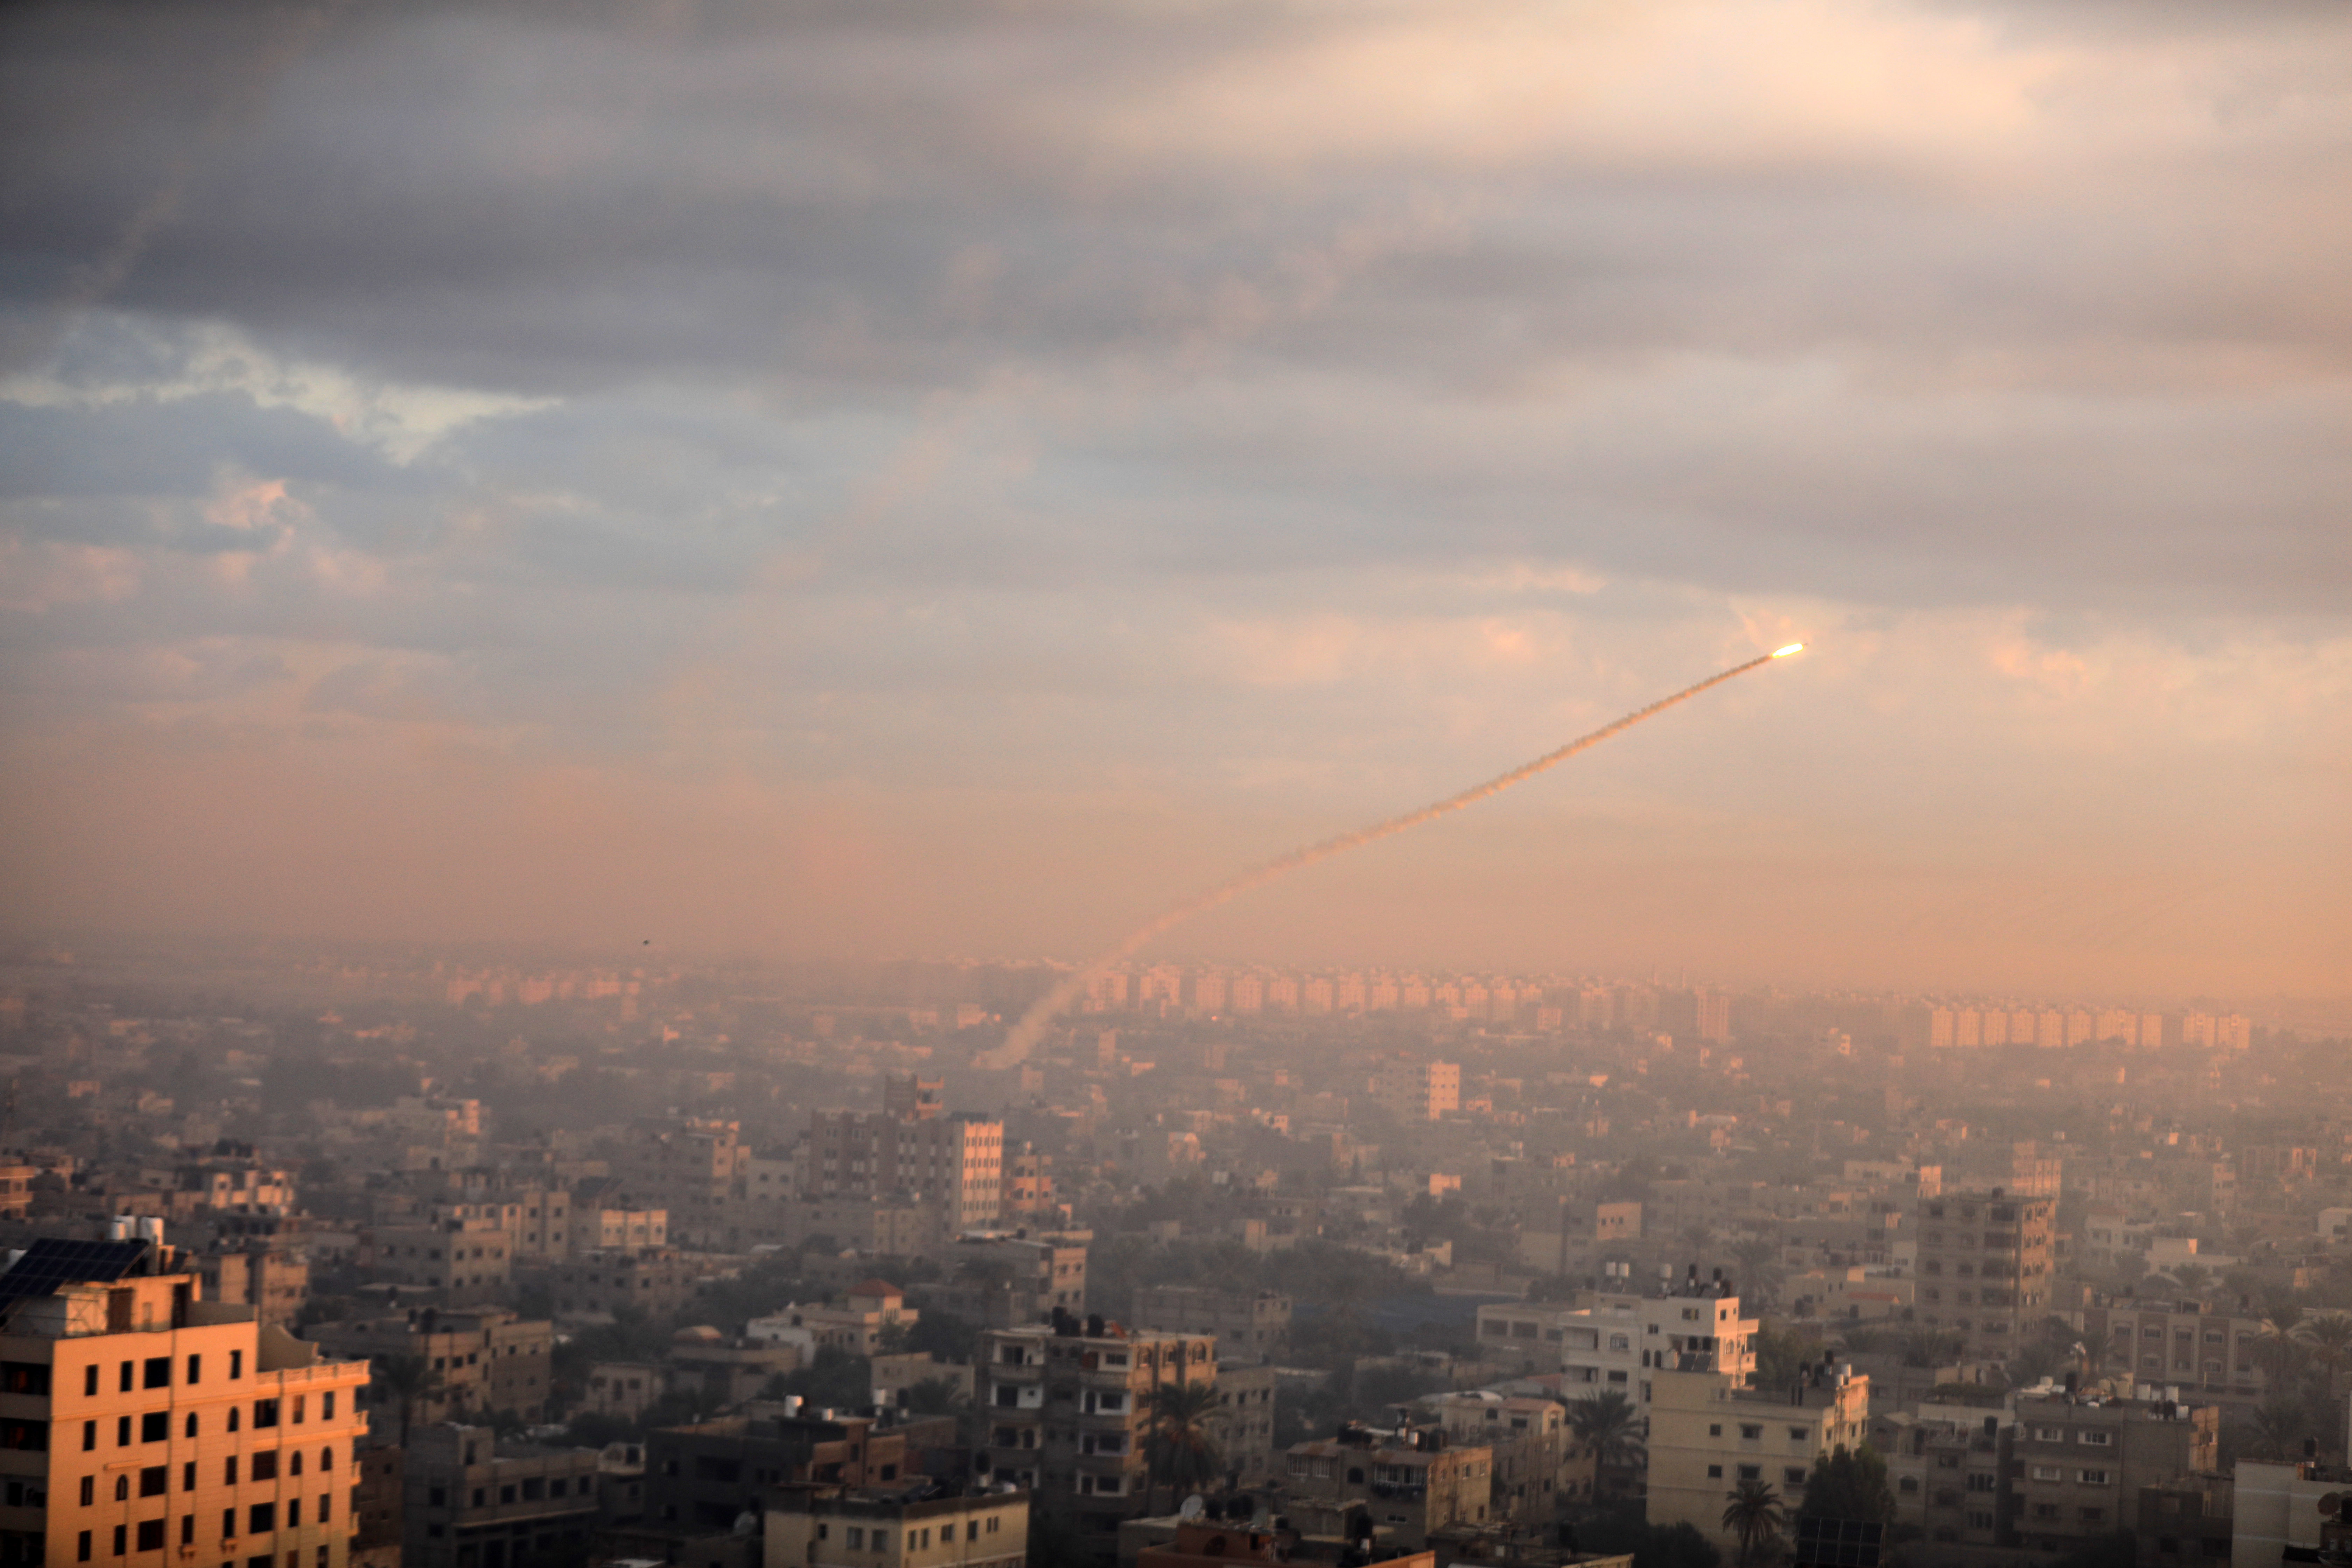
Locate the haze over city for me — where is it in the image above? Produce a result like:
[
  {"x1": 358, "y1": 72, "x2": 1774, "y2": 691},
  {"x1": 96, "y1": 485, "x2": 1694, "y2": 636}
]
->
[
  {"x1": 1, "y1": 0, "x2": 2345, "y2": 1004},
  {"x1": 8, "y1": 9, "x2": 2352, "y2": 1568}
]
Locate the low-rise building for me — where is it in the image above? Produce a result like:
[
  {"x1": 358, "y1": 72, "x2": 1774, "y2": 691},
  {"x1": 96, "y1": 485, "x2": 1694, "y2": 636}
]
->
[
  {"x1": 1426, "y1": 1392, "x2": 1573, "y2": 1525},
  {"x1": 2002, "y1": 1390, "x2": 2217, "y2": 1555},
  {"x1": 1130, "y1": 1286, "x2": 1290, "y2": 1357},
  {"x1": 1475, "y1": 1281, "x2": 1756, "y2": 1407},
  {"x1": 1644, "y1": 1364, "x2": 1872, "y2": 1556},
  {"x1": 763, "y1": 1482, "x2": 1030, "y2": 1568},
  {"x1": 313, "y1": 1308, "x2": 556, "y2": 1426},
  {"x1": 1279, "y1": 1425, "x2": 1494, "y2": 1549},
  {"x1": 402, "y1": 1423, "x2": 607, "y2": 1568},
  {"x1": 1210, "y1": 1364, "x2": 1280, "y2": 1485}
]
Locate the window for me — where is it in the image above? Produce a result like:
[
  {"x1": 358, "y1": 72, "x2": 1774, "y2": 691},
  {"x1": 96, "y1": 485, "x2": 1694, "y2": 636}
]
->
[
  {"x1": 228, "y1": 1408, "x2": 240, "y2": 1433},
  {"x1": 1785, "y1": 1468, "x2": 1808, "y2": 1485},
  {"x1": 220, "y1": 1509, "x2": 234, "y2": 1540},
  {"x1": 1789, "y1": 1426, "x2": 1809, "y2": 1441},
  {"x1": 230, "y1": 1350, "x2": 243, "y2": 1380},
  {"x1": 136, "y1": 1520, "x2": 165, "y2": 1552},
  {"x1": 251, "y1": 1451, "x2": 278, "y2": 1482},
  {"x1": 115, "y1": 1416, "x2": 131, "y2": 1447},
  {"x1": 253, "y1": 1400, "x2": 280, "y2": 1428},
  {"x1": 141, "y1": 1412, "x2": 168, "y2": 1443},
  {"x1": 2078, "y1": 1470, "x2": 2110, "y2": 1486},
  {"x1": 185, "y1": 1413, "x2": 198, "y2": 1438},
  {"x1": 1707, "y1": 1465, "x2": 1723, "y2": 1479},
  {"x1": 226, "y1": 1457, "x2": 239, "y2": 1486},
  {"x1": 322, "y1": 1393, "x2": 335, "y2": 1419},
  {"x1": 112, "y1": 1526, "x2": 126, "y2": 1558},
  {"x1": 139, "y1": 1466, "x2": 167, "y2": 1497},
  {"x1": 80, "y1": 1477, "x2": 94, "y2": 1506},
  {"x1": 847, "y1": 1529, "x2": 864, "y2": 1548},
  {"x1": 287, "y1": 1499, "x2": 300, "y2": 1528},
  {"x1": 82, "y1": 1420, "x2": 96, "y2": 1452},
  {"x1": 118, "y1": 1362, "x2": 133, "y2": 1393},
  {"x1": 1737, "y1": 1465, "x2": 1761, "y2": 1482},
  {"x1": 2078, "y1": 1430, "x2": 2112, "y2": 1447},
  {"x1": 2031, "y1": 1466, "x2": 2064, "y2": 1482},
  {"x1": 183, "y1": 1462, "x2": 195, "y2": 1492},
  {"x1": 143, "y1": 1357, "x2": 170, "y2": 1390},
  {"x1": 77, "y1": 1531, "x2": 91, "y2": 1563},
  {"x1": 248, "y1": 1503, "x2": 275, "y2": 1535},
  {"x1": 188, "y1": 1354, "x2": 202, "y2": 1385}
]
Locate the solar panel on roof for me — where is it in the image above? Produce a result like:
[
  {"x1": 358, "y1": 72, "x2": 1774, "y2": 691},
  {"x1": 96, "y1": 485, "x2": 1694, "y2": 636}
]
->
[{"x1": 0, "y1": 1237, "x2": 152, "y2": 1306}]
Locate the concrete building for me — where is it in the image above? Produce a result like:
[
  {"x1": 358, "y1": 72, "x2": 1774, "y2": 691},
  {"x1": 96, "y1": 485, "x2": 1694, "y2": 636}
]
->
[
  {"x1": 1209, "y1": 1364, "x2": 1279, "y2": 1486},
  {"x1": 586, "y1": 1360, "x2": 667, "y2": 1421},
  {"x1": 1426, "y1": 1392, "x2": 1574, "y2": 1524},
  {"x1": 977, "y1": 1319, "x2": 1217, "y2": 1556},
  {"x1": 927, "y1": 1233, "x2": 1087, "y2": 1328},
  {"x1": 641, "y1": 1410, "x2": 950, "y2": 1539},
  {"x1": 1129, "y1": 1287, "x2": 1290, "y2": 1358},
  {"x1": 762, "y1": 1483, "x2": 1029, "y2": 1568},
  {"x1": 1372, "y1": 1063, "x2": 1460, "y2": 1123},
  {"x1": 1912, "y1": 1187, "x2": 2055, "y2": 1364},
  {"x1": 806, "y1": 1077, "x2": 1004, "y2": 1234},
  {"x1": 364, "y1": 1217, "x2": 513, "y2": 1304},
  {"x1": 193, "y1": 1243, "x2": 311, "y2": 1329},
  {"x1": 0, "y1": 1230, "x2": 372, "y2": 1568},
  {"x1": 313, "y1": 1308, "x2": 556, "y2": 1426},
  {"x1": 575, "y1": 1208, "x2": 668, "y2": 1255},
  {"x1": 2232, "y1": 1459, "x2": 2352, "y2": 1567},
  {"x1": 402, "y1": 1422, "x2": 606, "y2": 1568},
  {"x1": 2002, "y1": 1389, "x2": 2217, "y2": 1555},
  {"x1": 1644, "y1": 1364, "x2": 1871, "y2": 1556},
  {"x1": 1279, "y1": 1425, "x2": 1493, "y2": 1549},
  {"x1": 1474, "y1": 1281, "x2": 1756, "y2": 1407},
  {"x1": 1870, "y1": 1406, "x2": 2009, "y2": 1548},
  {"x1": 757, "y1": 1280, "x2": 920, "y2": 1356},
  {"x1": 1133, "y1": 1518, "x2": 1443, "y2": 1568},
  {"x1": 543, "y1": 1248, "x2": 708, "y2": 1320}
]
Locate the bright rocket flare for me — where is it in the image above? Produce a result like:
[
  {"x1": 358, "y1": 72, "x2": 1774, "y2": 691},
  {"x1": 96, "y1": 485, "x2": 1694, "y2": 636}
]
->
[{"x1": 976, "y1": 644, "x2": 1806, "y2": 1069}]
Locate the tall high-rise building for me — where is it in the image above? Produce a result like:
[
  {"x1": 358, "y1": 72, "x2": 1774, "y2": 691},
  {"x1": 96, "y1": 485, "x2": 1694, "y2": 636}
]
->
[
  {"x1": 1912, "y1": 1187, "x2": 2056, "y2": 1363},
  {"x1": 0, "y1": 1229, "x2": 372, "y2": 1568}
]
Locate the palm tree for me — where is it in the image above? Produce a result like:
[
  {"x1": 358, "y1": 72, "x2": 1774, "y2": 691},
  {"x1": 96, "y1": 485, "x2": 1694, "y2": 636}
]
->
[
  {"x1": 2167, "y1": 1263, "x2": 2214, "y2": 1299},
  {"x1": 371, "y1": 1353, "x2": 443, "y2": 1447},
  {"x1": 1143, "y1": 1380, "x2": 1224, "y2": 1512},
  {"x1": 2294, "y1": 1310, "x2": 2352, "y2": 1402},
  {"x1": 2235, "y1": 1398, "x2": 2312, "y2": 1461},
  {"x1": 2256, "y1": 1311, "x2": 2308, "y2": 1387},
  {"x1": 1721, "y1": 1478, "x2": 1787, "y2": 1567},
  {"x1": 1569, "y1": 1390, "x2": 1645, "y2": 1500},
  {"x1": 1729, "y1": 1239, "x2": 1785, "y2": 1311}
]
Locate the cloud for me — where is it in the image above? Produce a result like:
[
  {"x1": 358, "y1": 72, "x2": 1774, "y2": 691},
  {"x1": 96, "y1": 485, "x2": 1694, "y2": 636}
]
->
[{"x1": 1, "y1": 0, "x2": 2347, "y2": 993}]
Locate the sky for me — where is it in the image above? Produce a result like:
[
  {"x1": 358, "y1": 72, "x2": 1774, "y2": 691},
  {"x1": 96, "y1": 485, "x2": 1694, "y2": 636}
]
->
[{"x1": 2, "y1": 0, "x2": 2347, "y2": 1002}]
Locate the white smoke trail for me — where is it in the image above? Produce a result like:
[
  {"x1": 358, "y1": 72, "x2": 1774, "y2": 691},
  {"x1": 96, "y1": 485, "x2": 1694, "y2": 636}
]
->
[{"x1": 975, "y1": 645, "x2": 1805, "y2": 1069}]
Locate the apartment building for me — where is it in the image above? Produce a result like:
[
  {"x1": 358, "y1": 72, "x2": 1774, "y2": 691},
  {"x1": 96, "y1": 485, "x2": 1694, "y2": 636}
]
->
[
  {"x1": 2003, "y1": 1390, "x2": 2217, "y2": 1555},
  {"x1": 401, "y1": 1422, "x2": 606, "y2": 1568},
  {"x1": 575, "y1": 1208, "x2": 668, "y2": 1255},
  {"x1": 313, "y1": 1308, "x2": 555, "y2": 1426},
  {"x1": 0, "y1": 1231, "x2": 371, "y2": 1568},
  {"x1": 928, "y1": 1234, "x2": 1087, "y2": 1328},
  {"x1": 1645, "y1": 1364, "x2": 1871, "y2": 1555},
  {"x1": 1209, "y1": 1365, "x2": 1279, "y2": 1485},
  {"x1": 1474, "y1": 1281, "x2": 1756, "y2": 1406},
  {"x1": 2075, "y1": 1299, "x2": 2270, "y2": 1400},
  {"x1": 1870, "y1": 1407, "x2": 2009, "y2": 1548},
  {"x1": 1371, "y1": 1063, "x2": 1460, "y2": 1123},
  {"x1": 762, "y1": 1483, "x2": 1029, "y2": 1568},
  {"x1": 1128, "y1": 1287, "x2": 1290, "y2": 1357},
  {"x1": 805, "y1": 1082, "x2": 1004, "y2": 1234},
  {"x1": 363, "y1": 1217, "x2": 513, "y2": 1305},
  {"x1": 1425, "y1": 1393, "x2": 1573, "y2": 1524},
  {"x1": 1279, "y1": 1425, "x2": 1493, "y2": 1549},
  {"x1": 977, "y1": 1319, "x2": 1217, "y2": 1555},
  {"x1": 640, "y1": 1409, "x2": 952, "y2": 1539},
  {"x1": 1911, "y1": 1187, "x2": 2055, "y2": 1364}
]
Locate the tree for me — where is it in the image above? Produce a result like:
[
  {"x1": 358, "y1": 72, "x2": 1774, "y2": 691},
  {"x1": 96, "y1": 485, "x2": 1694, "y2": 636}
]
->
[
  {"x1": 2234, "y1": 1397, "x2": 2314, "y2": 1461},
  {"x1": 1729, "y1": 1239, "x2": 1785, "y2": 1311},
  {"x1": 902, "y1": 1375, "x2": 975, "y2": 1446},
  {"x1": 2294, "y1": 1310, "x2": 2352, "y2": 1402},
  {"x1": 2165, "y1": 1263, "x2": 2214, "y2": 1299},
  {"x1": 2255, "y1": 1311, "x2": 2308, "y2": 1386},
  {"x1": 371, "y1": 1353, "x2": 443, "y2": 1446},
  {"x1": 1721, "y1": 1479, "x2": 1786, "y2": 1567},
  {"x1": 1569, "y1": 1390, "x2": 1646, "y2": 1499},
  {"x1": 1751, "y1": 1324, "x2": 1825, "y2": 1392},
  {"x1": 1796, "y1": 1445, "x2": 1893, "y2": 1524},
  {"x1": 1143, "y1": 1380, "x2": 1224, "y2": 1511}
]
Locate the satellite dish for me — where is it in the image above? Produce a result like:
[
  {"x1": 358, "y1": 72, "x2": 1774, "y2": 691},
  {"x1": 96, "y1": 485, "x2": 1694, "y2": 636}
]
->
[
  {"x1": 1179, "y1": 1495, "x2": 1207, "y2": 1522},
  {"x1": 2320, "y1": 1492, "x2": 2343, "y2": 1518}
]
